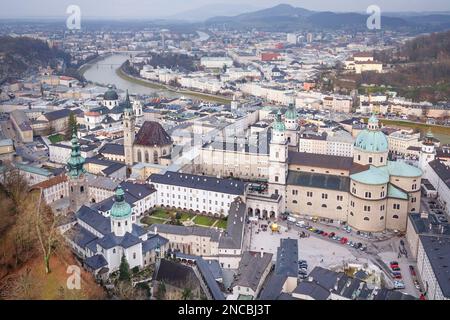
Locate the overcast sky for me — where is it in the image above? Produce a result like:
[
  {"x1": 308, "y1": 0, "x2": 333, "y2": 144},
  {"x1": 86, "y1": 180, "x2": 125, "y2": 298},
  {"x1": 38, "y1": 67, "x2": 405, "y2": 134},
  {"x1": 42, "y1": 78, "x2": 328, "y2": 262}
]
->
[{"x1": 0, "y1": 0, "x2": 449, "y2": 19}]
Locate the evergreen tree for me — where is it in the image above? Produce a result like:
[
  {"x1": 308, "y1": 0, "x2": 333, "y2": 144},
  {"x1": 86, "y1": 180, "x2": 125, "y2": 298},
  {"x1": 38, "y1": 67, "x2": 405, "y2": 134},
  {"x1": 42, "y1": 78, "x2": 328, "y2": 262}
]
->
[
  {"x1": 118, "y1": 254, "x2": 131, "y2": 283},
  {"x1": 65, "y1": 112, "x2": 77, "y2": 140}
]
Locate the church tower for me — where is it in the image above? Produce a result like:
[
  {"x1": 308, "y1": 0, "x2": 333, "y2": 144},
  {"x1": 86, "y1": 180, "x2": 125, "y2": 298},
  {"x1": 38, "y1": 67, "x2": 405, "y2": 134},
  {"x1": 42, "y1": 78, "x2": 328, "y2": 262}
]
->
[
  {"x1": 123, "y1": 91, "x2": 135, "y2": 167},
  {"x1": 268, "y1": 110, "x2": 288, "y2": 209},
  {"x1": 67, "y1": 129, "x2": 88, "y2": 212},
  {"x1": 110, "y1": 186, "x2": 133, "y2": 237},
  {"x1": 284, "y1": 104, "x2": 299, "y2": 149},
  {"x1": 419, "y1": 129, "x2": 436, "y2": 176}
]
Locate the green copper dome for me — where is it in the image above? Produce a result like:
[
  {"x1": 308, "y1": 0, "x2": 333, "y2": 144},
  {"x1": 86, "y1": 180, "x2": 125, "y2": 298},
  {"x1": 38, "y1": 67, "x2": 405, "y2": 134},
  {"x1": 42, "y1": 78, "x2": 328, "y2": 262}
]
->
[
  {"x1": 67, "y1": 131, "x2": 86, "y2": 179},
  {"x1": 111, "y1": 186, "x2": 132, "y2": 219},
  {"x1": 104, "y1": 85, "x2": 119, "y2": 101},
  {"x1": 273, "y1": 110, "x2": 286, "y2": 132},
  {"x1": 354, "y1": 114, "x2": 388, "y2": 152},
  {"x1": 285, "y1": 104, "x2": 298, "y2": 120}
]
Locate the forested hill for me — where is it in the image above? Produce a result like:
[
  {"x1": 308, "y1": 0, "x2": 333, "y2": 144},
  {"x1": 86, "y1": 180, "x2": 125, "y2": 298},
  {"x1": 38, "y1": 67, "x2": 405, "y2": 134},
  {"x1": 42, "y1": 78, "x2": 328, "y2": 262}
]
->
[{"x1": 0, "y1": 36, "x2": 70, "y2": 82}]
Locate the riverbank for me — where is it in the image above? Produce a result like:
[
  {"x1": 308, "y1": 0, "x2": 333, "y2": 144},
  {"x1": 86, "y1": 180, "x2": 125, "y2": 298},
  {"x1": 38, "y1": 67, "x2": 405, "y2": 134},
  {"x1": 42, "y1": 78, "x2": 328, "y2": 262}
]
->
[
  {"x1": 78, "y1": 53, "x2": 114, "y2": 76},
  {"x1": 116, "y1": 63, "x2": 232, "y2": 104},
  {"x1": 364, "y1": 117, "x2": 450, "y2": 143}
]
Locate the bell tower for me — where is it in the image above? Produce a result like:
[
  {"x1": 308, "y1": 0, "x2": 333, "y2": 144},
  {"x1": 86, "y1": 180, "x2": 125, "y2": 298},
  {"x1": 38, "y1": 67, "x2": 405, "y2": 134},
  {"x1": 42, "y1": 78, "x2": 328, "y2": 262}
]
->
[
  {"x1": 419, "y1": 129, "x2": 436, "y2": 176},
  {"x1": 123, "y1": 90, "x2": 135, "y2": 167},
  {"x1": 67, "y1": 129, "x2": 88, "y2": 212},
  {"x1": 268, "y1": 110, "x2": 288, "y2": 210}
]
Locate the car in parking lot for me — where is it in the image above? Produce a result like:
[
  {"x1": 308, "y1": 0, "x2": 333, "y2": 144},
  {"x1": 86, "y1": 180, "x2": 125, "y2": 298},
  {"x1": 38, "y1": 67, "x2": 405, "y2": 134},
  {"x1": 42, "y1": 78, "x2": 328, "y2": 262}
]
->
[
  {"x1": 328, "y1": 232, "x2": 335, "y2": 238},
  {"x1": 322, "y1": 232, "x2": 328, "y2": 237},
  {"x1": 394, "y1": 281, "x2": 405, "y2": 289},
  {"x1": 340, "y1": 237, "x2": 348, "y2": 244},
  {"x1": 392, "y1": 272, "x2": 402, "y2": 279}
]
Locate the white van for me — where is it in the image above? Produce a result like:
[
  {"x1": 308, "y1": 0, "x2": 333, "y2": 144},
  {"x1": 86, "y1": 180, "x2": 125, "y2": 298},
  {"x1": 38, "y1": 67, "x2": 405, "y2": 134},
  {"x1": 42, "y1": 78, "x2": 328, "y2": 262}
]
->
[
  {"x1": 295, "y1": 220, "x2": 305, "y2": 227},
  {"x1": 287, "y1": 216, "x2": 297, "y2": 223}
]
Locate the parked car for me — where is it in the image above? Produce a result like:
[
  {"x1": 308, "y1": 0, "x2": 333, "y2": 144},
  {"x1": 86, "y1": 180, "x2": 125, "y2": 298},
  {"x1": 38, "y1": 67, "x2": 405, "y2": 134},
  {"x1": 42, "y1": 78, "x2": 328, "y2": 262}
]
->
[
  {"x1": 390, "y1": 261, "x2": 399, "y2": 267},
  {"x1": 322, "y1": 232, "x2": 328, "y2": 237},
  {"x1": 394, "y1": 281, "x2": 405, "y2": 289},
  {"x1": 287, "y1": 216, "x2": 297, "y2": 223},
  {"x1": 340, "y1": 237, "x2": 348, "y2": 244},
  {"x1": 392, "y1": 272, "x2": 402, "y2": 279}
]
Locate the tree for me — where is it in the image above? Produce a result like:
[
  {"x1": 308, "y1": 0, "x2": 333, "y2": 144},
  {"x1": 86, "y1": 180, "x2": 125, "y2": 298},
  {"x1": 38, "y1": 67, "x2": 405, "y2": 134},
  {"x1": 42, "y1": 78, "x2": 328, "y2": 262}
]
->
[
  {"x1": 181, "y1": 287, "x2": 193, "y2": 300},
  {"x1": 65, "y1": 111, "x2": 77, "y2": 140},
  {"x1": 34, "y1": 188, "x2": 61, "y2": 274},
  {"x1": 155, "y1": 281, "x2": 166, "y2": 300},
  {"x1": 118, "y1": 254, "x2": 131, "y2": 282}
]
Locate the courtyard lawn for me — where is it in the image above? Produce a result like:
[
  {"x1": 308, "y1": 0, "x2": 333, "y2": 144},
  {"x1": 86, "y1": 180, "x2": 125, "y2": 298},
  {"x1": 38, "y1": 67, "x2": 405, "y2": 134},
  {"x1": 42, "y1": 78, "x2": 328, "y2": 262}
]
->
[
  {"x1": 216, "y1": 219, "x2": 228, "y2": 229},
  {"x1": 150, "y1": 209, "x2": 172, "y2": 219},
  {"x1": 180, "y1": 212, "x2": 195, "y2": 221},
  {"x1": 141, "y1": 216, "x2": 166, "y2": 226},
  {"x1": 48, "y1": 133, "x2": 65, "y2": 144},
  {"x1": 193, "y1": 215, "x2": 216, "y2": 227}
]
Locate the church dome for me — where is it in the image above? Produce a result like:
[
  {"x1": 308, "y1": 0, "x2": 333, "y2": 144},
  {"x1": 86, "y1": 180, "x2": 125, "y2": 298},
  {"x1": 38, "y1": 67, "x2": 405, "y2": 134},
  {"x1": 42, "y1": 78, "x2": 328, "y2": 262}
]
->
[
  {"x1": 285, "y1": 105, "x2": 298, "y2": 120},
  {"x1": 273, "y1": 110, "x2": 286, "y2": 132},
  {"x1": 110, "y1": 186, "x2": 131, "y2": 219},
  {"x1": 354, "y1": 115, "x2": 388, "y2": 153},
  {"x1": 104, "y1": 85, "x2": 119, "y2": 101}
]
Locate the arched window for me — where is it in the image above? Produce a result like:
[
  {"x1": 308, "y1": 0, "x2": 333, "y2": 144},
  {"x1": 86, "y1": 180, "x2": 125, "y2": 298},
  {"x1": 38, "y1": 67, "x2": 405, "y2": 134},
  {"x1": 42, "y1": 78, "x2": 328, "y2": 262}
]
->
[
  {"x1": 153, "y1": 150, "x2": 159, "y2": 164},
  {"x1": 293, "y1": 200, "x2": 298, "y2": 204},
  {"x1": 137, "y1": 149, "x2": 142, "y2": 162},
  {"x1": 144, "y1": 150, "x2": 149, "y2": 163},
  {"x1": 162, "y1": 149, "x2": 167, "y2": 155},
  {"x1": 321, "y1": 204, "x2": 327, "y2": 208},
  {"x1": 350, "y1": 212, "x2": 354, "y2": 216},
  {"x1": 336, "y1": 206, "x2": 342, "y2": 210},
  {"x1": 380, "y1": 216, "x2": 384, "y2": 220},
  {"x1": 80, "y1": 186, "x2": 84, "y2": 193},
  {"x1": 364, "y1": 217, "x2": 369, "y2": 221},
  {"x1": 307, "y1": 202, "x2": 312, "y2": 206},
  {"x1": 393, "y1": 215, "x2": 399, "y2": 219}
]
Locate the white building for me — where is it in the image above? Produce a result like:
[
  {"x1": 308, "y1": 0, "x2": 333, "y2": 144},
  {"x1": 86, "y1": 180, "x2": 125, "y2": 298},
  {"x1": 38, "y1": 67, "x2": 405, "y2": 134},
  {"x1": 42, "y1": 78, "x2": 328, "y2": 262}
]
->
[{"x1": 148, "y1": 171, "x2": 246, "y2": 217}]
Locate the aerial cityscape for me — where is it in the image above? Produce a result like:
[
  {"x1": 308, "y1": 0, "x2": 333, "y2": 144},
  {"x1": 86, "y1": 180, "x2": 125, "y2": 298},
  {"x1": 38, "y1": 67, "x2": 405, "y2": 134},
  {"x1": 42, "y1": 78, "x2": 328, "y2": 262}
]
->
[{"x1": 1, "y1": 0, "x2": 450, "y2": 303}]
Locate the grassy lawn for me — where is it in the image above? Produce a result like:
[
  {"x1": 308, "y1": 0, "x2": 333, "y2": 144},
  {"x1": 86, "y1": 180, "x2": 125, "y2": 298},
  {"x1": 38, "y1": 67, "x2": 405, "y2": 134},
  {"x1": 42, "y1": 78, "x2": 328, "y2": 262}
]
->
[
  {"x1": 180, "y1": 212, "x2": 195, "y2": 221},
  {"x1": 48, "y1": 133, "x2": 65, "y2": 144},
  {"x1": 141, "y1": 216, "x2": 166, "y2": 226},
  {"x1": 216, "y1": 219, "x2": 228, "y2": 230},
  {"x1": 150, "y1": 209, "x2": 172, "y2": 219},
  {"x1": 193, "y1": 215, "x2": 216, "y2": 227}
]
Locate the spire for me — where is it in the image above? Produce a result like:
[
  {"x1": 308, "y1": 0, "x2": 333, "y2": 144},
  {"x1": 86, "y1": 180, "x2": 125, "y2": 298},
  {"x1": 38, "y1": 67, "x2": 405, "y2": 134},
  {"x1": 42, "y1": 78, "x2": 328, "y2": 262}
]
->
[
  {"x1": 124, "y1": 90, "x2": 132, "y2": 111},
  {"x1": 66, "y1": 127, "x2": 86, "y2": 179}
]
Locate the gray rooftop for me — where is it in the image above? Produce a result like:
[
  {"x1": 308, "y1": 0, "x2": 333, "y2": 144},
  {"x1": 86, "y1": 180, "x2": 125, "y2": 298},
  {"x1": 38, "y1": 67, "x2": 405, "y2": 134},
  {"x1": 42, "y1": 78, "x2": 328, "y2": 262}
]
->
[
  {"x1": 149, "y1": 171, "x2": 246, "y2": 196},
  {"x1": 233, "y1": 251, "x2": 273, "y2": 292}
]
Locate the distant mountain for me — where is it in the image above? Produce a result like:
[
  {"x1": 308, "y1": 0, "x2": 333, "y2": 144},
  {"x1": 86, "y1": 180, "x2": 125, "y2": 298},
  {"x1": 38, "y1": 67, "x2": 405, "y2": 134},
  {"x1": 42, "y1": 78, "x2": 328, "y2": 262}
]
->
[
  {"x1": 168, "y1": 3, "x2": 261, "y2": 22},
  {"x1": 206, "y1": 3, "x2": 450, "y2": 32}
]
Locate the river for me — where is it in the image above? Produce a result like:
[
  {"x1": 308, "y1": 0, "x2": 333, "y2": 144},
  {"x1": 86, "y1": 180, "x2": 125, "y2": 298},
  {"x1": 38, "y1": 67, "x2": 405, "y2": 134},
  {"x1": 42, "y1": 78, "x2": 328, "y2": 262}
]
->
[{"x1": 82, "y1": 53, "x2": 180, "y2": 98}]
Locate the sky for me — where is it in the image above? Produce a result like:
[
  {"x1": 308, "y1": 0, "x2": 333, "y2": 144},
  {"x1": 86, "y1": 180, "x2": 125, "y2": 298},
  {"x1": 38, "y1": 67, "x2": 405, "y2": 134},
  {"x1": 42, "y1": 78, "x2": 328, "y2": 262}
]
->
[{"x1": 0, "y1": 0, "x2": 449, "y2": 19}]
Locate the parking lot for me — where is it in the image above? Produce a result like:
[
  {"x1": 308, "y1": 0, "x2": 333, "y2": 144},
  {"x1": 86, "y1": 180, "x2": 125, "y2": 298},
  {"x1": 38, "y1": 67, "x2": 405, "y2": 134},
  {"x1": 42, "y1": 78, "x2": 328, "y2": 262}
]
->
[
  {"x1": 248, "y1": 219, "x2": 369, "y2": 276},
  {"x1": 248, "y1": 217, "x2": 421, "y2": 298}
]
